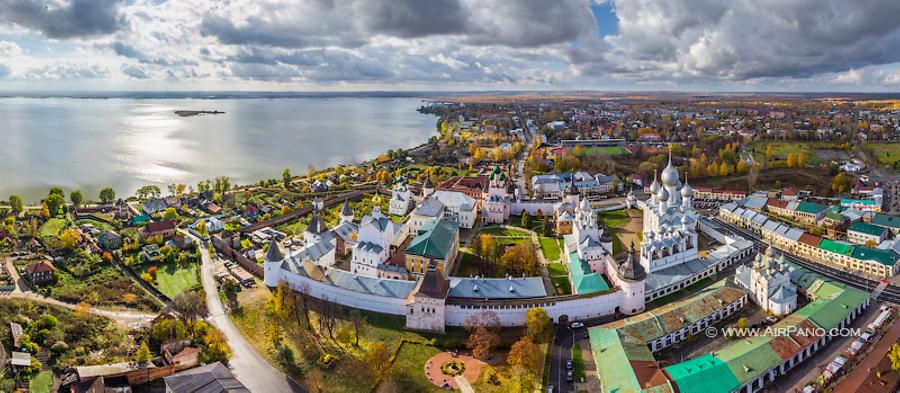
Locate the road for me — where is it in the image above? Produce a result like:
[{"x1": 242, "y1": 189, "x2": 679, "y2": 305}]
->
[
  {"x1": 1, "y1": 256, "x2": 155, "y2": 325},
  {"x1": 548, "y1": 325, "x2": 588, "y2": 392},
  {"x1": 191, "y1": 234, "x2": 306, "y2": 393}
]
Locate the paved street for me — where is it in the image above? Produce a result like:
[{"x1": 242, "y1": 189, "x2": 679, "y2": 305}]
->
[
  {"x1": 548, "y1": 325, "x2": 588, "y2": 392},
  {"x1": 192, "y1": 235, "x2": 306, "y2": 393}
]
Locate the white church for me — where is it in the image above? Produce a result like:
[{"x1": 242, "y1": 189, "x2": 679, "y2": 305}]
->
[{"x1": 735, "y1": 245, "x2": 798, "y2": 316}]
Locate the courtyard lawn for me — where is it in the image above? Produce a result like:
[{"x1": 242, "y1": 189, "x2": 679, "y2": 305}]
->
[
  {"x1": 612, "y1": 233, "x2": 625, "y2": 256},
  {"x1": 30, "y1": 370, "x2": 52, "y2": 393},
  {"x1": 456, "y1": 251, "x2": 480, "y2": 277},
  {"x1": 75, "y1": 218, "x2": 116, "y2": 232},
  {"x1": 481, "y1": 227, "x2": 530, "y2": 237},
  {"x1": 539, "y1": 237, "x2": 562, "y2": 261},
  {"x1": 547, "y1": 263, "x2": 571, "y2": 295},
  {"x1": 863, "y1": 142, "x2": 900, "y2": 167},
  {"x1": 39, "y1": 217, "x2": 68, "y2": 243},
  {"x1": 140, "y1": 263, "x2": 201, "y2": 299},
  {"x1": 600, "y1": 209, "x2": 630, "y2": 229},
  {"x1": 508, "y1": 215, "x2": 544, "y2": 232}
]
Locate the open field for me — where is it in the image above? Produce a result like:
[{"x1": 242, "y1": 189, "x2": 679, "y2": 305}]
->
[
  {"x1": 584, "y1": 146, "x2": 630, "y2": 155},
  {"x1": 547, "y1": 262, "x2": 571, "y2": 295},
  {"x1": 39, "y1": 217, "x2": 68, "y2": 244},
  {"x1": 747, "y1": 141, "x2": 851, "y2": 166},
  {"x1": 377, "y1": 343, "x2": 444, "y2": 393},
  {"x1": 863, "y1": 142, "x2": 900, "y2": 168},
  {"x1": 695, "y1": 167, "x2": 832, "y2": 196}
]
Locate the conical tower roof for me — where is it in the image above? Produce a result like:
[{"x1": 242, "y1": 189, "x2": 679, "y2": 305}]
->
[
  {"x1": 341, "y1": 200, "x2": 353, "y2": 216},
  {"x1": 265, "y1": 239, "x2": 284, "y2": 262},
  {"x1": 618, "y1": 241, "x2": 646, "y2": 281}
]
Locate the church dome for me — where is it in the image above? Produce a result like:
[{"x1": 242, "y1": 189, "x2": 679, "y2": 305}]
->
[
  {"x1": 661, "y1": 159, "x2": 679, "y2": 187},
  {"x1": 658, "y1": 186, "x2": 669, "y2": 201},
  {"x1": 649, "y1": 177, "x2": 661, "y2": 194},
  {"x1": 681, "y1": 180, "x2": 694, "y2": 197}
]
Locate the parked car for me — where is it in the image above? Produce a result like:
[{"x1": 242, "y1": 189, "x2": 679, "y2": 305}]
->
[
  {"x1": 566, "y1": 359, "x2": 573, "y2": 370},
  {"x1": 570, "y1": 322, "x2": 584, "y2": 329},
  {"x1": 566, "y1": 371, "x2": 574, "y2": 382},
  {"x1": 766, "y1": 316, "x2": 779, "y2": 324}
]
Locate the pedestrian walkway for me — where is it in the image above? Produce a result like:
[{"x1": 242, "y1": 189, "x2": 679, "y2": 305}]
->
[{"x1": 833, "y1": 315, "x2": 900, "y2": 392}]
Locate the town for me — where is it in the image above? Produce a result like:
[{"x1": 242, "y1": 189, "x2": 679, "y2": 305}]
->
[{"x1": 0, "y1": 92, "x2": 898, "y2": 393}]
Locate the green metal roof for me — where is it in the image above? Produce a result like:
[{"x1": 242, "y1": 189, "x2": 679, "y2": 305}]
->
[
  {"x1": 664, "y1": 354, "x2": 741, "y2": 393},
  {"x1": 589, "y1": 328, "x2": 645, "y2": 393},
  {"x1": 818, "y1": 239, "x2": 855, "y2": 256},
  {"x1": 793, "y1": 288, "x2": 869, "y2": 330},
  {"x1": 404, "y1": 218, "x2": 458, "y2": 260},
  {"x1": 568, "y1": 251, "x2": 609, "y2": 294},
  {"x1": 849, "y1": 221, "x2": 887, "y2": 237},
  {"x1": 850, "y1": 246, "x2": 898, "y2": 266},
  {"x1": 872, "y1": 213, "x2": 900, "y2": 229},
  {"x1": 714, "y1": 336, "x2": 782, "y2": 384},
  {"x1": 795, "y1": 201, "x2": 829, "y2": 214}
]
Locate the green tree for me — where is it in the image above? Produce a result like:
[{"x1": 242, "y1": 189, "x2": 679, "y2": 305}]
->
[
  {"x1": 525, "y1": 308, "x2": 550, "y2": 340},
  {"x1": 136, "y1": 341, "x2": 152, "y2": 363},
  {"x1": 45, "y1": 193, "x2": 65, "y2": 216},
  {"x1": 8, "y1": 195, "x2": 23, "y2": 215},
  {"x1": 70, "y1": 190, "x2": 84, "y2": 208},
  {"x1": 282, "y1": 168, "x2": 292, "y2": 189},
  {"x1": 521, "y1": 211, "x2": 531, "y2": 228},
  {"x1": 162, "y1": 207, "x2": 179, "y2": 221},
  {"x1": 99, "y1": 187, "x2": 116, "y2": 203},
  {"x1": 541, "y1": 218, "x2": 553, "y2": 237},
  {"x1": 49, "y1": 187, "x2": 64, "y2": 198},
  {"x1": 60, "y1": 228, "x2": 82, "y2": 250},
  {"x1": 889, "y1": 343, "x2": 900, "y2": 371}
]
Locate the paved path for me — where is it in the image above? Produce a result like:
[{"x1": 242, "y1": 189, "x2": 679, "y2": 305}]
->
[
  {"x1": 833, "y1": 314, "x2": 900, "y2": 392},
  {"x1": 191, "y1": 234, "x2": 306, "y2": 393}
]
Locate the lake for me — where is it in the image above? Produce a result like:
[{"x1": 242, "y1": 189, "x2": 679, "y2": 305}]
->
[{"x1": 0, "y1": 96, "x2": 436, "y2": 202}]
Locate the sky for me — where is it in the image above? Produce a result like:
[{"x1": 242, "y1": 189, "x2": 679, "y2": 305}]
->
[{"x1": 0, "y1": 0, "x2": 899, "y2": 92}]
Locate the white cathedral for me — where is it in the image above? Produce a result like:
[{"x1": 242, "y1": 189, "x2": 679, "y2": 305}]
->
[
  {"x1": 735, "y1": 245, "x2": 798, "y2": 316},
  {"x1": 629, "y1": 151, "x2": 699, "y2": 274}
]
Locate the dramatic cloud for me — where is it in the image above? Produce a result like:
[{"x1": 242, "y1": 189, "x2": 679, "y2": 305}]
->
[
  {"x1": 600, "y1": 0, "x2": 900, "y2": 81},
  {"x1": 0, "y1": 0, "x2": 899, "y2": 90},
  {"x1": 0, "y1": 0, "x2": 126, "y2": 39}
]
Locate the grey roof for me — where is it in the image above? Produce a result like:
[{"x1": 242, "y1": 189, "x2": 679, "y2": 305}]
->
[
  {"x1": 617, "y1": 242, "x2": 646, "y2": 281},
  {"x1": 306, "y1": 214, "x2": 328, "y2": 235},
  {"x1": 416, "y1": 268, "x2": 450, "y2": 299},
  {"x1": 414, "y1": 197, "x2": 445, "y2": 217},
  {"x1": 742, "y1": 196, "x2": 768, "y2": 210},
  {"x1": 433, "y1": 190, "x2": 475, "y2": 212},
  {"x1": 295, "y1": 238, "x2": 335, "y2": 262},
  {"x1": 354, "y1": 241, "x2": 384, "y2": 254},
  {"x1": 163, "y1": 362, "x2": 249, "y2": 393},
  {"x1": 332, "y1": 221, "x2": 358, "y2": 242},
  {"x1": 142, "y1": 198, "x2": 168, "y2": 214},
  {"x1": 763, "y1": 220, "x2": 782, "y2": 233},
  {"x1": 720, "y1": 202, "x2": 738, "y2": 212},
  {"x1": 341, "y1": 200, "x2": 353, "y2": 216},
  {"x1": 448, "y1": 276, "x2": 547, "y2": 299},
  {"x1": 645, "y1": 258, "x2": 714, "y2": 292},
  {"x1": 281, "y1": 261, "x2": 416, "y2": 298},
  {"x1": 770, "y1": 285, "x2": 797, "y2": 302},
  {"x1": 265, "y1": 239, "x2": 284, "y2": 262},
  {"x1": 735, "y1": 266, "x2": 751, "y2": 289},
  {"x1": 784, "y1": 228, "x2": 805, "y2": 241}
]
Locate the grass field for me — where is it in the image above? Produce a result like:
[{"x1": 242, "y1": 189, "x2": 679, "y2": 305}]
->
[
  {"x1": 481, "y1": 227, "x2": 530, "y2": 237},
  {"x1": 547, "y1": 262, "x2": 571, "y2": 295},
  {"x1": 539, "y1": 237, "x2": 562, "y2": 261},
  {"x1": 747, "y1": 141, "x2": 851, "y2": 166},
  {"x1": 75, "y1": 218, "x2": 116, "y2": 232},
  {"x1": 585, "y1": 146, "x2": 630, "y2": 155},
  {"x1": 612, "y1": 233, "x2": 625, "y2": 256},
  {"x1": 572, "y1": 344, "x2": 585, "y2": 381},
  {"x1": 140, "y1": 263, "x2": 201, "y2": 299},
  {"x1": 39, "y1": 217, "x2": 68, "y2": 243},
  {"x1": 456, "y1": 251, "x2": 480, "y2": 277},
  {"x1": 378, "y1": 343, "x2": 444, "y2": 393},
  {"x1": 600, "y1": 209, "x2": 630, "y2": 229},
  {"x1": 863, "y1": 142, "x2": 900, "y2": 167},
  {"x1": 30, "y1": 370, "x2": 52, "y2": 393}
]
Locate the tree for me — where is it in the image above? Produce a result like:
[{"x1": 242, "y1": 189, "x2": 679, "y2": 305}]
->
[
  {"x1": 831, "y1": 173, "x2": 853, "y2": 195},
  {"x1": 60, "y1": 228, "x2": 82, "y2": 250},
  {"x1": 366, "y1": 341, "x2": 392, "y2": 378},
  {"x1": 736, "y1": 160, "x2": 747, "y2": 174},
  {"x1": 349, "y1": 309, "x2": 367, "y2": 347},
  {"x1": 525, "y1": 308, "x2": 551, "y2": 340},
  {"x1": 786, "y1": 153, "x2": 797, "y2": 168},
  {"x1": 99, "y1": 187, "x2": 116, "y2": 203},
  {"x1": 797, "y1": 154, "x2": 806, "y2": 167},
  {"x1": 202, "y1": 329, "x2": 232, "y2": 363},
  {"x1": 541, "y1": 218, "x2": 553, "y2": 237},
  {"x1": 889, "y1": 343, "x2": 900, "y2": 371},
  {"x1": 162, "y1": 207, "x2": 179, "y2": 221},
  {"x1": 49, "y1": 187, "x2": 64, "y2": 198},
  {"x1": 172, "y1": 292, "x2": 208, "y2": 336},
  {"x1": 507, "y1": 336, "x2": 540, "y2": 374},
  {"x1": 282, "y1": 168, "x2": 292, "y2": 189},
  {"x1": 136, "y1": 341, "x2": 152, "y2": 363},
  {"x1": 69, "y1": 190, "x2": 84, "y2": 208},
  {"x1": 7, "y1": 195, "x2": 23, "y2": 215},
  {"x1": 45, "y1": 193, "x2": 65, "y2": 216},
  {"x1": 765, "y1": 144, "x2": 773, "y2": 162},
  {"x1": 464, "y1": 312, "x2": 501, "y2": 360},
  {"x1": 75, "y1": 301, "x2": 91, "y2": 319},
  {"x1": 521, "y1": 212, "x2": 531, "y2": 228},
  {"x1": 737, "y1": 317, "x2": 748, "y2": 329}
]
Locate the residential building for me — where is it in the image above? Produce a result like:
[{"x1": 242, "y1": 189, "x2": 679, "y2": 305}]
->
[
  {"x1": 163, "y1": 362, "x2": 249, "y2": 393},
  {"x1": 848, "y1": 221, "x2": 888, "y2": 246},
  {"x1": 24, "y1": 260, "x2": 55, "y2": 284},
  {"x1": 404, "y1": 219, "x2": 459, "y2": 277},
  {"x1": 139, "y1": 220, "x2": 176, "y2": 240},
  {"x1": 98, "y1": 231, "x2": 122, "y2": 250}
]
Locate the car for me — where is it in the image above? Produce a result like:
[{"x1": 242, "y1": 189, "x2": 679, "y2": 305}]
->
[
  {"x1": 547, "y1": 385, "x2": 554, "y2": 393},
  {"x1": 570, "y1": 322, "x2": 584, "y2": 329},
  {"x1": 766, "y1": 316, "x2": 779, "y2": 324},
  {"x1": 566, "y1": 371, "x2": 574, "y2": 382},
  {"x1": 566, "y1": 359, "x2": 573, "y2": 370}
]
